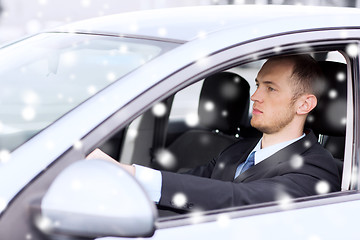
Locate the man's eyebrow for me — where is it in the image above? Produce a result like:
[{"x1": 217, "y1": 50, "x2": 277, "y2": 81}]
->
[{"x1": 255, "y1": 78, "x2": 281, "y2": 88}]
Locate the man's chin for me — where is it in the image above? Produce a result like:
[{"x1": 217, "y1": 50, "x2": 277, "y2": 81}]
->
[
  {"x1": 250, "y1": 118, "x2": 260, "y2": 129},
  {"x1": 250, "y1": 120, "x2": 269, "y2": 134}
]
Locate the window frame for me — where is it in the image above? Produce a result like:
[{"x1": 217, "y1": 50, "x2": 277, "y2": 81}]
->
[{"x1": 77, "y1": 30, "x2": 359, "y2": 227}]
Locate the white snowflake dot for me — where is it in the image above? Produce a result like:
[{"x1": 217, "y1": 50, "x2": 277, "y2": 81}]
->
[
  {"x1": 197, "y1": 31, "x2": 207, "y2": 39},
  {"x1": 152, "y1": 103, "x2": 167, "y2": 117},
  {"x1": 341, "y1": 117, "x2": 346, "y2": 125},
  {"x1": 185, "y1": 113, "x2": 199, "y2": 127},
  {"x1": 22, "y1": 107, "x2": 36, "y2": 121},
  {"x1": 129, "y1": 24, "x2": 139, "y2": 32},
  {"x1": 87, "y1": 85, "x2": 97, "y2": 95},
  {"x1": 346, "y1": 43, "x2": 359, "y2": 58},
  {"x1": 336, "y1": 72, "x2": 346, "y2": 82},
  {"x1": 190, "y1": 211, "x2": 204, "y2": 224},
  {"x1": 273, "y1": 46, "x2": 282, "y2": 53},
  {"x1": 158, "y1": 27, "x2": 167, "y2": 37},
  {"x1": 98, "y1": 11, "x2": 105, "y2": 17},
  {"x1": 155, "y1": 149, "x2": 176, "y2": 169},
  {"x1": 23, "y1": 91, "x2": 39, "y2": 105},
  {"x1": 119, "y1": 45, "x2": 128, "y2": 53},
  {"x1": 62, "y1": 52, "x2": 77, "y2": 66},
  {"x1": 38, "y1": 0, "x2": 47, "y2": 5},
  {"x1": 35, "y1": 216, "x2": 53, "y2": 233},
  {"x1": 328, "y1": 89, "x2": 338, "y2": 99},
  {"x1": 339, "y1": 31, "x2": 348, "y2": 39},
  {"x1": 315, "y1": 180, "x2": 330, "y2": 194},
  {"x1": 290, "y1": 154, "x2": 304, "y2": 169},
  {"x1": 0, "y1": 150, "x2": 11, "y2": 163},
  {"x1": 218, "y1": 162, "x2": 225, "y2": 169},
  {"x1": 81, "y1": 0, "x2": 91, "y2": 7},
  {"x1": 73, "y1": 140, "x2": 83, "y2": 150},
  {"x1": 204, "y1": 101, "x2": 215, "y2": 111},
  {"x1": 107, "y1": 72, "x2": 116, "y2": 82},
  {"x1": 26, "y1": 19, "x2": 42, "y2": 34},
  {"x1": 217, "y1": 213, "x2": 230, "y2": 228},
  {"x1": 277, "y1": 193, "x2": 293, "y2": 210},
  {"x1": 172, "y1": 193, "x2": 187, "y2": 208},
  {"x1": 127, "y1": 129, "x2": 138, "y2": 139},
  {"x1": 304, "y1": 140, "x2": 311, "y2": 148}
]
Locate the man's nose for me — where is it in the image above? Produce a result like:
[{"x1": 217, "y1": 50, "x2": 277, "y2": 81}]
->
[{"x1": 250, "y1": 87, "x2": 262, "y2": 102}]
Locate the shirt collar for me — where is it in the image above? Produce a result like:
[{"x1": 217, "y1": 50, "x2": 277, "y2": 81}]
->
[{"x1": 251, "y1": 133, "x2": 305, "y2": 165}]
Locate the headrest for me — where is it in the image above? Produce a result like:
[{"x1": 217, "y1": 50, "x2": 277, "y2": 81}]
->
[
  {"x1": 306, "y1": 61, "x2": 347, "y2": 136},
  {"x1": 198, "y1": 72, "x2": 250, "y2": 135}
]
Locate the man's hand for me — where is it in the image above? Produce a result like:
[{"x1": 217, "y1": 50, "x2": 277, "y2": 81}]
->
[{"x1": 86, "y1": 148, "x2": 135, "y2": 176}]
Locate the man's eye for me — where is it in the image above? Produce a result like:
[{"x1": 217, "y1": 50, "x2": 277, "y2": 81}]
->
[{"x1": 268, "y1": 87, "x2": 275, "y2": 91}]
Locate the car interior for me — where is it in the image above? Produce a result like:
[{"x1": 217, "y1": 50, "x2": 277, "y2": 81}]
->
[
  {"x1": 97, "y1": 50, "x2": 347, "y2": 215},
  {"x1": 305, "y1": 60, "x2": 347, "y2": 179},
  {"x1": 153, "y1": 71, "x2": 257, "y2": 172}
]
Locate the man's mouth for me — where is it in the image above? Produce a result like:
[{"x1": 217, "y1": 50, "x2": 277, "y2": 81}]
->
[{"x1": 252, "y1": 107, "x2": 263, "y2": 115}]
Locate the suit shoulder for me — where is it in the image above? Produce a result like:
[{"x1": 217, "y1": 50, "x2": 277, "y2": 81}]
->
[{"x1": 305, "y1": 141, "x2": 334, "y2": 159}]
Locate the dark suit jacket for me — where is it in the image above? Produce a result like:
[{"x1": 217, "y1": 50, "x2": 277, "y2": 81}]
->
[{"x1": 158, "y1": 130, "x2": 341, "y2": 211}]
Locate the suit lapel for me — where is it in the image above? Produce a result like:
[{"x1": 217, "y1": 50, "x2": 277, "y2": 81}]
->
[
  {"x1": 211, "y1": 139, "x2": 258, "y2": 181},
  {"x1": 234, "y1": 130, "x2": 318, "y2": 183},
  {"x1": 225, "y1": 148, "x2": 253, "y2": 181}
]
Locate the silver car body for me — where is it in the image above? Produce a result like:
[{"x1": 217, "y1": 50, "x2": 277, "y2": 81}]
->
[{"x1": 0, "y1": 4, "x2": 360, "y2": 239}]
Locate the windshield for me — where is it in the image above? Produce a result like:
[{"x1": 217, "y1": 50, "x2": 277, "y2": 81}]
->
[{"x1": 0, "y1": 33, "x2": 178, "y2": 152}]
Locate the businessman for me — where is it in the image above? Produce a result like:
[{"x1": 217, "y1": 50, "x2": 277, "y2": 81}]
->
[{"x1": 88, "y1": 54, "x2": 341, "y2": 211}]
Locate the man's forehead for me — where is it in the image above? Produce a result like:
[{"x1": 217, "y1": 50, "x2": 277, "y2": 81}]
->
[
  {"x1": 255, "y1": 59, "x2": 295, "y2": 90},
  {"x1": 264, "y1": 58, "x2": 295, "y2": 70},
  {"x1": 258, "y1": 59, "x2": 294, "y2": 78}
]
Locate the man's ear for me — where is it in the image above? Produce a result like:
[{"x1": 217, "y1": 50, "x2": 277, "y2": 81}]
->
[{"x1": 296, "y1": 94, "x2": 317, "y2": 115}]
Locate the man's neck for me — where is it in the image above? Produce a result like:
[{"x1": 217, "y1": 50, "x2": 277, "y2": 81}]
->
[{"x1": 261, "y1": 127, "x2": 304, "y2": 149}]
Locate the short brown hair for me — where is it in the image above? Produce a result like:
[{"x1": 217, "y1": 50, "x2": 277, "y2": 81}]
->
[{"x1": 268, "y1": 54, "x2": 324, "y2": 101}]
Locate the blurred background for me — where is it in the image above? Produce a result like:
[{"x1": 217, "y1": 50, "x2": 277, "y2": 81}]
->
[{"x1": 0, "y1": 0, "x2": 359, "y2": 44}]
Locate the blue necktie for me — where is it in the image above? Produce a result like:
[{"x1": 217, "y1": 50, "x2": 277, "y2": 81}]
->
[
  {"x1": 234, "y1": 151, "x2": 255, "y2": 178},
  {"x1": 241, "y1": 151, "x2": 255, "y2": 174}
]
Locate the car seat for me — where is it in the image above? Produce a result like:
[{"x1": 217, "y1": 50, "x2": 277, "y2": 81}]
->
[
  {"x1": 306, "y1": 61, "x2": 347, "y2": 179},
  {"x1": 164, "y1": 72, "x2": 251, "y2": 172}
]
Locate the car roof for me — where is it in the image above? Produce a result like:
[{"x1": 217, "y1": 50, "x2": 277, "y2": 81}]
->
[{"x1": 56, "y1": 5, "x2": 360, "y2": 43}]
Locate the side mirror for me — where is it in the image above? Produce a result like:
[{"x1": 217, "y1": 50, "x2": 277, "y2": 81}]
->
[{"x1": 32, "y1": 159, "x2": 157, "y2": 238}]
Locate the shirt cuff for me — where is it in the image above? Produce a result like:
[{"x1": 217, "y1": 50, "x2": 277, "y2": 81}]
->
[{"x1": 133, "y1": 164, "x2": 162, "y2": 203}]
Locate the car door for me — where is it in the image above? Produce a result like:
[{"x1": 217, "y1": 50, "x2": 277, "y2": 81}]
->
[
  {"x1": 92, "y1": 30, "x2": 359, "y2": 239},
  {"x1": 1, "y1": 27, "x2": 359, "y2": 239}
]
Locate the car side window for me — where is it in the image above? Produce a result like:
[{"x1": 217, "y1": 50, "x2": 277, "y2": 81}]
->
[
  {"x1": 96, "y1": 50, "x2": 348, "y2": 219},
  {"x1": 115, "y1": 51, "x2": 347, "y2": 171}
]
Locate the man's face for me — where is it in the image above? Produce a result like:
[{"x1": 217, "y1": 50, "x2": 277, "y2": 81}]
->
[{"x1": 250, "y1": 59, "x2": 298, "y2": 134}]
